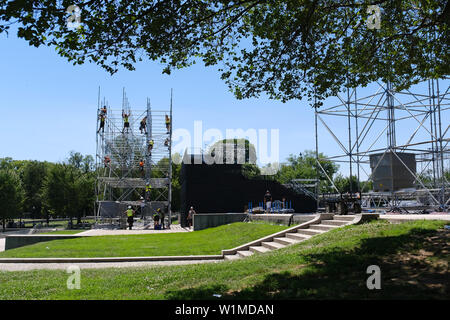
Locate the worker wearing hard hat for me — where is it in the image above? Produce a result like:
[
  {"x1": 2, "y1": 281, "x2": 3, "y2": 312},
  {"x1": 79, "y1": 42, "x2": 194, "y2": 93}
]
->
[{"x1": 125, "y1": 206, "x2": 135, "y2": 230}]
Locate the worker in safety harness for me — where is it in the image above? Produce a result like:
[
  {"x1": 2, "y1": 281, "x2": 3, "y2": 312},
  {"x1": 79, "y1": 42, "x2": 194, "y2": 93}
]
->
[
  {"x1": 148, "y1": 139, "x2": 154, "y2": 155},
  {"x1": 165, "y1": 114, "x2": 171, "y2": 134},
  {"x1": 122, "y1": 111, "x2": 131, "y2": 133},
  {"x1": 125, "y1": 206, "x2": 135, "y2": 230},
  {"x1": 140, "y1": 116, "x2": 147, "y2": 134},
  {"x1": 104, "y1": 155, "x2": 111, "y2": 168},
  {"x1": 98, "y1": 112, "x2": 106, "y2": 133},
  {"x1": 139, "y1": 159, "x2": 145, "y2": 173},
  {"x1": 145, "y1": 183, "x2": 152, "y2": 201}
]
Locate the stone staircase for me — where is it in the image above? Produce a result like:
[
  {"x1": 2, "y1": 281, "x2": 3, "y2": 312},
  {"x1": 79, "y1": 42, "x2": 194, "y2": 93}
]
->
[{"x1": 223, "y1": 214, "x2": 355, "y2": 260}]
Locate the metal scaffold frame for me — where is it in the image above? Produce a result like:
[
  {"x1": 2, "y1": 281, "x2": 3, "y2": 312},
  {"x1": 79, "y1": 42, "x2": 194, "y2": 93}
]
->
[
  {"x1": 314, "y1": 78, "x2": 450, "y2": 212},
  {"x1": 94, "y1": 88, "x2": 173, "y2": 228}
]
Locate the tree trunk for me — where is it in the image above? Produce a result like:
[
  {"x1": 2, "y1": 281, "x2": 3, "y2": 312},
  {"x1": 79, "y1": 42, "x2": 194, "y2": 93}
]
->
[{"x1": 2, "y1": 217, "x2": 5, "y2": 233}]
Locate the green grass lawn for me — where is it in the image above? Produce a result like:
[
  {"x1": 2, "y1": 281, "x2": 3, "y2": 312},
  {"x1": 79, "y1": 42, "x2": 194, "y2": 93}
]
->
[
  {"x1": 0, "y1": 222, "x2": 287, "y2": 258},
  {"x1": 40, "y1": 230, "x2": 84, "y2": 235},
  {"x1": 0, "y1": 219, "x2": 447, "y2": 300}
]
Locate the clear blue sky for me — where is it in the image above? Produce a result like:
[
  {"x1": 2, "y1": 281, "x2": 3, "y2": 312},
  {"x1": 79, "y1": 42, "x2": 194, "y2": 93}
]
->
[{"x1": 1, "y1": 29, "x2": 448, "y2": 179}]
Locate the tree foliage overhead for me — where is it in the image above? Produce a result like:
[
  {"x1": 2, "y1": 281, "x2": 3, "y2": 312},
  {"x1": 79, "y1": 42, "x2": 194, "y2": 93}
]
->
[{"x1": 1, "y1": 1, "x2": 448, "y2": 103}]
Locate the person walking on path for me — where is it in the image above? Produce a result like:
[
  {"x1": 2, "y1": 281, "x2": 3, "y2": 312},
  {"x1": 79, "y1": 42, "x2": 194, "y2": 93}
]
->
[
  {"x1": 187, "y1": 206, "x2": 196, "y2": 229},
  {"x1": 125, "y1": 206, "x2": 135, "y2": 230}
]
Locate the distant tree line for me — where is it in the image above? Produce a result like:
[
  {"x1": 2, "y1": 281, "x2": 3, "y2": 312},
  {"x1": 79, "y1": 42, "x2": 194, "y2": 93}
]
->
[
  {"x1": 0, "y1": 151, "x2": 183, "y2": 231},
  {"x1": 0, "y1": 151, "x2": 95, "y2": 231}
]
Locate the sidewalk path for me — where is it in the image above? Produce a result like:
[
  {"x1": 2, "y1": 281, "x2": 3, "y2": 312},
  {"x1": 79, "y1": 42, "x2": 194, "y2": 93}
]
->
[
  {"x1": 380, "y1": 214, "x2": 450, "y2": 221},
  {"x1": 0, "y1": 259, "x2": 222, "y2": 271}
]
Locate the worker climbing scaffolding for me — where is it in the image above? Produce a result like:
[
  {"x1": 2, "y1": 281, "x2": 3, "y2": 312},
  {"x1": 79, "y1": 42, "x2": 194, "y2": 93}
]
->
[
  {"x1": 148, "y1": 139, "x2": 154, "y2": 155},
  {"x1": 145, "y1": 182, "x2": 152, "y2": 201},
  {"x1": 103, "y1": 155, "x2": 111, "y2": 168},
  {"x1": 122, "y1": 110, "x2": 131, "y2": 133},
  {"x1": 98, "y1": 113, "x2": 106, "y2": 133},
  {"x1": 140, "y1": 116, "x2": 147, "y2": 134},
  {"x1": 165, "y1": 114, "x2": 171, "y2": 134}
]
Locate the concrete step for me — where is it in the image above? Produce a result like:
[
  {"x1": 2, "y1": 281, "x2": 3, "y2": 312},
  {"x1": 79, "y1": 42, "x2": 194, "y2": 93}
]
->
[
  {"x1": 237, "y1": 250, "x2": 254, "y2": 258},
  {"x1": 321, "y1": 220, "x2": 348, "y2": 226},
  {"x1": 262, "y1": 241, "x2": 286, "y2": 250},
  {"x1": 249, "y1": 246, "x2": 272, "y2": 254},
  {"x1": 274, "y1": 237, "x2": 301, "y2": 246},
  {"x1": 333, "y1": 215, "x2": 355, "y2": 222},
  {"x1": 297, "y1": 228, "x2": 325, "y2": 236},
  {"x1": 224, "y1": 254, "x2": 241, "y2": 261},
  {"x1": 286, "y1": 233, "x2": 311, "y2": 241},
  {"x1": 309, "y1": 224, "x2": 338, "y2": 231}
]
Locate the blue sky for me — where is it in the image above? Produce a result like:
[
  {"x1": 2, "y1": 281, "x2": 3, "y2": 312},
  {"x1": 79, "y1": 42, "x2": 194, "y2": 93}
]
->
[{"x1": 1, "y1": 29, "x2": 448, "y2": 179}]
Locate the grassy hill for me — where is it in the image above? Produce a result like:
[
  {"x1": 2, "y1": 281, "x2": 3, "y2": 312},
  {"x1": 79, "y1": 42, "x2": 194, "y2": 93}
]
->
[{"x1": 0, "y1": 219, "x2": 448, "y2": 299}]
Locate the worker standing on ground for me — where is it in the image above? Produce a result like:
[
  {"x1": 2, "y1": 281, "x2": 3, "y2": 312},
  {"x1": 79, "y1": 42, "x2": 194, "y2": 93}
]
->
[
  {"x1": 153, "y1": 209, "x2": 161, "y2": 229},
  {"x1": 139, "y1": 197, "x2": 146, "y2": 219},
  {"x1": 122, "y1": 111, "x2": 131, "y2": 133},
  {"x1": 187, "y1": 206, "x2": 196, "y2": 229},
  {"x1": 125, "y1": 206, "x2": 135, "y2": 230},
  {"x1": 140, "y1": 116, "x2": 147, "y2": 134},
  {"x1": 264, "y1": 190, "x2": 272, "y2": 213},
  {"x1": 165, "y1": 114, "x2": 171, "y2": 134},
  {"x1": 160, "y1": 207, "x2": 166, "y2": 229}
]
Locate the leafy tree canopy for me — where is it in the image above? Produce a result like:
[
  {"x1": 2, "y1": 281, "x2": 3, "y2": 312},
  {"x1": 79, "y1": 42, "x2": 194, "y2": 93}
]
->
[
  {"x1": 1, "y1": 1, "x2": 448, "y2": 103},
  {"x1": 0, "y1": 168, "x2": 24, "y2": 230},
  {"x1": 275, "y1": 150, "x2": 338, "y2": 192}
]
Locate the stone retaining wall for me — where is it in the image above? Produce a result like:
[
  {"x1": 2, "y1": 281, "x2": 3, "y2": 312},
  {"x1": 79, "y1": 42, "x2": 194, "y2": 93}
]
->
[{"x1": 193, "y1": 213, "x2": 248, "y2": 231}]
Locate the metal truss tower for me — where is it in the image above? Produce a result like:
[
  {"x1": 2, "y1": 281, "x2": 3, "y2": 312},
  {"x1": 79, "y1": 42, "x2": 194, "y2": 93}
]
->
[
  {"x1": 314, "y1": 79, "x2": 450, "y2": 212},
  {"x1": 95, "y1": 88, "x2": 173, "y2": 228}
]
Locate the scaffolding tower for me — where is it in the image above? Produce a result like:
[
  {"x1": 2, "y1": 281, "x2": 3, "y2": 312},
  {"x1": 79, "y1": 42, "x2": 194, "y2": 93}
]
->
[
  {"x1": 95, "y1": 89, "x2": 173, "y2": 228},
  {"x1": 314, "y1": 79, "x2": 450, "y2": 212}
]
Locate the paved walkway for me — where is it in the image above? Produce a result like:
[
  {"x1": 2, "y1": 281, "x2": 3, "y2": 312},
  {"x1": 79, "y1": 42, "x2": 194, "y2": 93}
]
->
[
  {"x1": 0, "y1": 259, "x2": 222, "y2": 271},
  {"x1": 380, "y1": 214, "x2": 450, "y2": 221}
]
